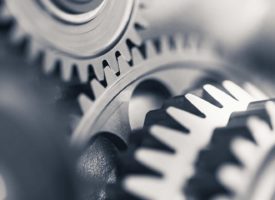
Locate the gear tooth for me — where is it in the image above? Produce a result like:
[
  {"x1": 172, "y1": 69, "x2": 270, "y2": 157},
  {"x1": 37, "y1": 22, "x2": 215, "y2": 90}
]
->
[
  {"x1": 90, "y1": 79, "x2": 105, "y2": 99},
  {"x1": 222, "y1": 81, "x2": 253, "y2": 103},
  {"x1": 145, "y1": 40, "x2": 157, "y2": 58},
  {"x1": 76, "y1": 63, "x2": 89, "y2": 83},
  {"x1": 135, "y1": 14, "x2": 148, "y2": 28},
  {"x1": 43, "y1": 51, "x2": 57, "y2": 73},
  {"x1": 174, "y1": 33, "x2": 184, "y2": 51},
  {"x1": 106, "y1": 54, "x2": 119, "y2": 73},
  {"x1": 27, "y1": 41, "x2": 41, "y2": 61},
  {"x1": 185, "y1": 93, "x2": 218, "y2": 116},
  {"x1": 135, "y1": 149, "x2": 173, "y2": 174},
  {"x1": 124, "y1": 176, "x2": 163, "y2": 200},
  {"x1": 243, "y1": 83, "x2": 268, "y2": 101},
  {"x1": 160, "y1": 35, "x2": 171, "y2": 53},
  {"x1": 117, "y1": 55, "x2": 130, "y2": 74},
  {"x1": 104, "y1": 67, "x2": 117, "y2": 85},
  {"x1": 203, "y1": 84, "x2": 237, "y2": 108},
  {"x1": 119, "y1": 43, "x2": 131, "y2": 62},
  {"x1": 131, "y1": 47, "x2": 144, "y2": 65},
  {"x1": 92, "y1": 60, "x2": 105, "y2": 81},
  {"x1": 78, "y1": 94, "x2": 94, "y2": 113},
  {"x1": 61, "y1": 60, "x2": 73, "y2": 81},
  {"x1": 150, "y1": 125, "x2": 188, "y2": 151},
  {"x1": 166, "y1": 106, "x2": 204, "y2": 130}
]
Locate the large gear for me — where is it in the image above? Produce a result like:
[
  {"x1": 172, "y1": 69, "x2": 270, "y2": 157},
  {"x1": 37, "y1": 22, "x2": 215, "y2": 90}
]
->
[
  {"x1": 72, "y1": 33, "x2": 224, "y2": 199},
  {"x1": 0, "y1": 0, "x2": 147, "y2": 82},
  {"x1": 105, "y1": 81, "x2": 267, "y2": 200},
  {"x1": 187, "y1": 100, "x2": 275, "y2": 200},
  {"x1": 72, "y1": 33, "x2": 271, "y2": 200},
  {"x1": 72, "y1": 33, "x2": 262, "y2": 147}
]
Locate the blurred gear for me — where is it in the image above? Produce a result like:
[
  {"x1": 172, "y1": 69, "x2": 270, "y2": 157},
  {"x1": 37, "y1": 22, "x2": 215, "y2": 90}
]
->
[
  {"x1": 188, "y1": 100, "x2": 275, "y2": 200},
  {"x1": 107, "y1": 81, "x2": 266, "y2": 200},
  {"x1": 0, "y1": 0, "x2": 147, "y2": 82},
  {"x1": 72, "y1": 34, "x2": 270, "y2": 200},
  {"x1": 104, "y1": 81, "x2": 265, "y2": 199},
  {"x1": 0, "y1": 57, "x2": 79, "y2": 200}
]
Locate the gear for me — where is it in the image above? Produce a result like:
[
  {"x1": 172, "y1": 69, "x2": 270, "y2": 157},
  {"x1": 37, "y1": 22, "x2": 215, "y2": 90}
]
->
[
  {"x1": 72, "y1": 33, "x2": 262, "y2": 200},
  {"x1": 72, "y1": 33, "x2": 262, "y2": 147},
  {"x1": 106, "y1": 81, "x2": 266, "y2": 200},
  {"x1": 188, "y1": 100, "x2": 275, "y2": 200},
  {"x1": 0, "y1": 0, "x2": 147, "y2": 82}
]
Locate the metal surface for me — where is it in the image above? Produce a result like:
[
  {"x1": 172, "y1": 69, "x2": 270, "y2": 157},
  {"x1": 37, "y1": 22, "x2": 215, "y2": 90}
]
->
[
  {"x1": 72, "y1": 34, "x2": 249, "y2": 147},
  {"x1": 187, "y1": 100, "x2": 275, "y2": 200},
  {"x1": 0, "y1": 0, "x2": 146, "y2": 82}
]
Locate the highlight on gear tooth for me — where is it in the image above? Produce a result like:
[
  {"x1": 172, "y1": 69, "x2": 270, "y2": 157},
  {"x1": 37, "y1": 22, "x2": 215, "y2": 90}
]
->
[
  {"x1": 105, "y1": 81, "x2": 267, "y2": 200},
  {"x1": 1, "y1": 1, "x2": 275, "y2": 200},
  {"x1": 186, "y1": 100, "x2": 275, "y2": 200}
]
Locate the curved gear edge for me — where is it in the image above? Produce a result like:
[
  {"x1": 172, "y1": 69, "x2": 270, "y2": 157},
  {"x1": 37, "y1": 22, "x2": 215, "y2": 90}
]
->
[
  {"x1": 0, "y1": 0, "x2": 148, "y2": 82},
  {"x1": 215, "y1": 101, "x2": 275, "y2": 200}
]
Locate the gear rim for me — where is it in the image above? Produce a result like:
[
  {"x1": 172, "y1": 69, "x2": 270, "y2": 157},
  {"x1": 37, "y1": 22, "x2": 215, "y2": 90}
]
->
[{"x1": 0, "y1": 0, "x2": 146, "y2": 82}]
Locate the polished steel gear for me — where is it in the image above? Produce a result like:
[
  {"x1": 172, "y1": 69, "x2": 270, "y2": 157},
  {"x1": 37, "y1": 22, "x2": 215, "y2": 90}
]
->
[
  {"x1": 188, "y1": 101, "x2": 275, "y2": 200},
  {"x1": 72, "y1": 33, "x2": 251, "y2": 200},
  {"x1": 72, "y1": 33, "x2": 256, "y2": 148},
  {"x1": 117, "y1": 81, "x2": 266, "y2": 200},
  {"x1": 0, "y1": 0, "x2": 147, "y2": 82}
]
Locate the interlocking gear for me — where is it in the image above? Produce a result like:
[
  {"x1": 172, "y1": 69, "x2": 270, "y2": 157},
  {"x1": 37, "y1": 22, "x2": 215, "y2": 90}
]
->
[
  {"x1": 188, "y1": 100, "x2": 275, "y2": 200},
  {"x1": 73, "y1": 33, "x2": 224, "y2": 199},
  {"x1": 0, "y1": 0, "x2": 147, "y2": 82},
  {"x1": 106, "y1": 81, "x2": 267, "y2": 200},
  {"x1": 72, "y1": 33, "x2": 253, "y2": 147}
]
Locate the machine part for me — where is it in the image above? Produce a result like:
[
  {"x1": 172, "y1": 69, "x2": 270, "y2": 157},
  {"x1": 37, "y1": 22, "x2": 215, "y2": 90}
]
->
[
  {"x1": 0, "y1": 0, "x2": 147, "y2": 82},
  {"x1": 188, "y1": 100, "x2": 275, "y2": 200},
  {"x1": 73, "y1": 33, "x2": 256, "y2": 200},
  {"x1": 115, "y1": 81, "x2": 266, "y2": 200},
  {"x1": 72, "y1": 33, "x2": 263, "y2": 148}
]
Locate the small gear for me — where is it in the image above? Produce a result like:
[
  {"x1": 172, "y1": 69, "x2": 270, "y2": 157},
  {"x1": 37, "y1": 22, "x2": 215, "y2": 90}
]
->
[
  {"x1": 0, "y1": 0, "x2": 147, "y2": 82},
  {"x1": 106, "y1": 81, "x2": 267, "y2": 200},
  {"x1": 188, "y1": 100, "x2": 275, "y2": 200}
]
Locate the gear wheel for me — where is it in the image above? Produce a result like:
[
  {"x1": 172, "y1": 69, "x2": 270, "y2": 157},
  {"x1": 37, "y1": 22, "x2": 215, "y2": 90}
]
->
[
  {"x1": 72, "y1": 33, "x2": 262, "y2": 147},
  {"x1": 188, "y1": 100, "x2": 275, "y2": 200},
  {"x1": 106, "y1": 81, "x2": 267, "y2": 200},
  {"x1": 0, "y1": 0, "x2": 147, "y2": 82},
  {"x1": 72, "y1": 33, "x2": 263, "y2": 200}
]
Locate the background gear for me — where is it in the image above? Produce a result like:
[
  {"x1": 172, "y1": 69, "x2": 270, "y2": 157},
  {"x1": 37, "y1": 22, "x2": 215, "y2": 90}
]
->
[
  {"x1": 187, "y1": 100, "x2": 275, "y2": 200},
  {"x1": 105, "y1": 81, "x2": 266, "y2": 200},
  {"x1": 0, "y1": 0, "x2": 147, "y2": 82}
]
